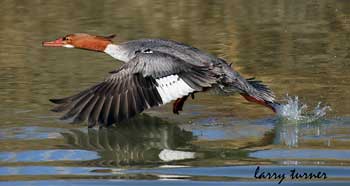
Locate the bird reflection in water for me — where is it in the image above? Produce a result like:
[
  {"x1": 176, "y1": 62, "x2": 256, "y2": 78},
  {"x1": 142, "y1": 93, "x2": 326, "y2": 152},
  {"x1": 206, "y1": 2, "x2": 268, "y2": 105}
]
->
[{"x1": 60, "y1": 115, "x2": 197, "y2": 167}]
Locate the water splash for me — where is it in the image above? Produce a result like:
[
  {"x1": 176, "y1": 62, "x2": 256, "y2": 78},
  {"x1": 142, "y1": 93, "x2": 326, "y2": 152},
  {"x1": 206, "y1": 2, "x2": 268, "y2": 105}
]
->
[{"x1": 274, "y1": 95, "x2": 331, "y2": 123}]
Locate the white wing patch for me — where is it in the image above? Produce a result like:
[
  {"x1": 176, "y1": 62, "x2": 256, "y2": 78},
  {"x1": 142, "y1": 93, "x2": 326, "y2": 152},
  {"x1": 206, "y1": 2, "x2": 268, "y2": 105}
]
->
[{"x1": 155, "y1": 74, "x2": 195, "y2": 104}]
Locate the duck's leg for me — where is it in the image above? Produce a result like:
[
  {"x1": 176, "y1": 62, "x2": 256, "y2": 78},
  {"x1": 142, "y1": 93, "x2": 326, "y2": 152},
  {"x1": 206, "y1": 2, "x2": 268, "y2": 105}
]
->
[
  {"x1": 173, "y1": 95, "x2": 188, "y2": 114},
  {"x1": 240, "y1": 93, "x2": 277, "y2": 112},
  {"x1": 173, "y1": 93, "x2": 196, "y2": 114}
]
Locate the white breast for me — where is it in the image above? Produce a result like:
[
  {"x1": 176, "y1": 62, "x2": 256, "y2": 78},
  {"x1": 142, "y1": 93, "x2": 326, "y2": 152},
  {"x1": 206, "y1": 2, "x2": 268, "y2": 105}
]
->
[
  {"x1": 104, "y1": 44, "x2": 130, "y2": 62},
  {"x1": 155, "y1": 74, "x2": 195, "y2": 104}
]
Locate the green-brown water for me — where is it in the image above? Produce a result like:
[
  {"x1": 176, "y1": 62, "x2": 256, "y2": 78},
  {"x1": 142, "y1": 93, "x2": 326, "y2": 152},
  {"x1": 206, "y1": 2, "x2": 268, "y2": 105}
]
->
[{"x1": 1, "y1": 0, "x2": 350, "y2": 185}]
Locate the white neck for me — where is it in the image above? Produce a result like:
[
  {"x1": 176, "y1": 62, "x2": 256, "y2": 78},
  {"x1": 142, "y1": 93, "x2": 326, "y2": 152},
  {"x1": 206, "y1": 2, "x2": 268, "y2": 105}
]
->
[{"x1": 104, "y1": 44, "x2": 130, "y2": 62}]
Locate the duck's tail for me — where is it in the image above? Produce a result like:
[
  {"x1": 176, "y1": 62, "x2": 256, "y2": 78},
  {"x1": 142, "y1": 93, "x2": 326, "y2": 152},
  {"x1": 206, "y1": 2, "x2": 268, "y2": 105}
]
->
[
  {"x1": 218, "y1": 59, "x2": 279, "y2": 112},
  {"x1": 240, "y1": 77, "x2": 280, "y2": 112}
]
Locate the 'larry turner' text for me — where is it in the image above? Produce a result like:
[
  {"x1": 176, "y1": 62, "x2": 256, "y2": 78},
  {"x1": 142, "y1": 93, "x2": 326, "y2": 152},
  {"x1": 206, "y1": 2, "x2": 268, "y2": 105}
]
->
[{"x1": 254, "y1": 166, "x2": 327, "y2": 184}]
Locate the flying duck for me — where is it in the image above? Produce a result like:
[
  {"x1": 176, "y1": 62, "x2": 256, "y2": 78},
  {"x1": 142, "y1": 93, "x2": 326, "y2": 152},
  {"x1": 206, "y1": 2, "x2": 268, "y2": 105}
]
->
[{"x1": 43, "y1": 33, "x2": 278, "y2": 127}]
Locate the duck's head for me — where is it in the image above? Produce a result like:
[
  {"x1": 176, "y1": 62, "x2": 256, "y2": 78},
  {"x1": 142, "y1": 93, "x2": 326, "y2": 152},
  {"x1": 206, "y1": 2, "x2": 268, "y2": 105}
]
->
[{"x1": 42, "y1": 33, "x2": 116, "y2": 52}]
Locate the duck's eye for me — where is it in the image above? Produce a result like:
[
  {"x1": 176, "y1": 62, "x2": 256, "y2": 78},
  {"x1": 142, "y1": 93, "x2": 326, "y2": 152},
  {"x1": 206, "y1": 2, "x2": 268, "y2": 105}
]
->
[{"x1": 63, "y1": 37, "x2": 70, "y2": 41}]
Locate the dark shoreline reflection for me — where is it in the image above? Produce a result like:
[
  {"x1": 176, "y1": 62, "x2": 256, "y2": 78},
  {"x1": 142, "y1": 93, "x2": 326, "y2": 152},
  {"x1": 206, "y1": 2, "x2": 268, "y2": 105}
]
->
[{"x1": 60, "y1": 115, "x2": 197, "y2": 167}]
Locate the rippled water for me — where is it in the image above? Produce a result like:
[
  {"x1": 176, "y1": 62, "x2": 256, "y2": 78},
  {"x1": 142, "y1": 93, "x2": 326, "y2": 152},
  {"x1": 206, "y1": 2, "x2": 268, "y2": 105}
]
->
[{"x1": 1, "y1": 0, "x2": 350, "y2": 185}]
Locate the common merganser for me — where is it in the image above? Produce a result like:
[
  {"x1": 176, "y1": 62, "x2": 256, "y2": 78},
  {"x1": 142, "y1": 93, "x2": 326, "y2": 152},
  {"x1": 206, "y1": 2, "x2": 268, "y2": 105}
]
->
[{"x1": 43, "y1": 33, "x2": 278, "y2": 127}]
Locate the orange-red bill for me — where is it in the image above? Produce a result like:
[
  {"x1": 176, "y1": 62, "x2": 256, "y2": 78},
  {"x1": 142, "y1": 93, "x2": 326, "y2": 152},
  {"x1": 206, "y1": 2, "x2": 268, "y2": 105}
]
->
[{"x1": 42, "y1": 38, "x2": 64, "y2": 47}]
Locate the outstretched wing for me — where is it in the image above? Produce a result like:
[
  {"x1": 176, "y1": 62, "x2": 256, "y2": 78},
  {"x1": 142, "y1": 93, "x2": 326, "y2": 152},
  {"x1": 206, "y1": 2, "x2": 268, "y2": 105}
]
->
[{"x1": 50, "y1": 51, "x2": 218, "y2": 127}]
